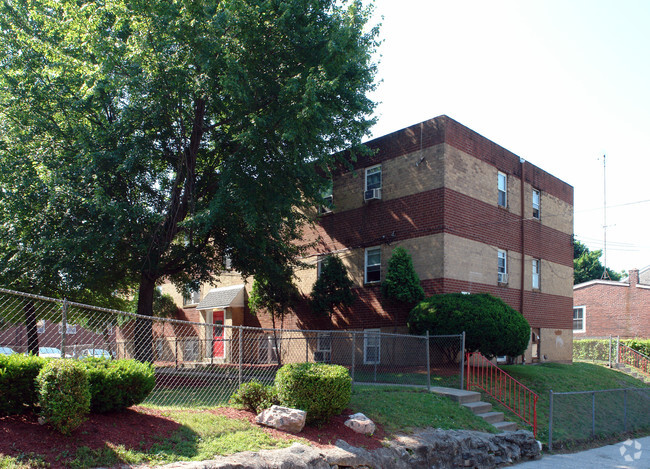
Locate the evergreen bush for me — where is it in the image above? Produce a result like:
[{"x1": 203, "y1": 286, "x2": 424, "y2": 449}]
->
[
  {"x1": 382, "y1": 246, "x2": 425, "y2": 304},
  {"x1": 37, "y1": 360, "x2": 90, "y2": 435},
  {"x1": 275, "y1": 362, "x2": 351, "y2": 423},
  {"x1": 311, "y1": 255, "x2": 355, "y2": 316},
  {"x1": 0, "y1": 353, "x2": 46, "y2": 415},
  {"x1": 408, "y1": 293, "x2": 530, "y2": 358}
]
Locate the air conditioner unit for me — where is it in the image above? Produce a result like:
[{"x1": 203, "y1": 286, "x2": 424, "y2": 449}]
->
[
  {"x1": 498, "y1": 272, "x2": 508, "y2": 284},
  {"x1": 364, "y1": 188, "x2": 382, "y2": 201},
  {"x1": 319, "y1": 195, "x2": 333, "y2": 214},
  {"x1": 314, "y1": 351, "x2": 331, "y2": 363}
]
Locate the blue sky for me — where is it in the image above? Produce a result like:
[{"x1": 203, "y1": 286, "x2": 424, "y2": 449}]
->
[{"x1": 365, "y1": 0, "x2": 650, "y2": 273}]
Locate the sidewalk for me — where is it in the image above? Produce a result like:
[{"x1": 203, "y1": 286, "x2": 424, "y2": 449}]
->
[{"x1": 512, "y1": 436, "x2": 650, "y2": 468}]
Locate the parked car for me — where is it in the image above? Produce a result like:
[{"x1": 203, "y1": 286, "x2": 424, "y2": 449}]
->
[
  {"x1": 80, "y1": 348, "x2": 112, "y2": 359},
  {"x1": 38, "y1": 347, "x2": 64, "y2": 358},
  {"x1": 0, "y1": 346, "x2": 15, "y2": 355}
]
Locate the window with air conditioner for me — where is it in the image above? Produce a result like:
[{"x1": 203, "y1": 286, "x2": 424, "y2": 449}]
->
[
  {"x1": 497, "y1": 249, "x2": 508, "y2": 284},
  {"x1": 532, "y1": 188, "x2": 541, "y2": 219},
  {"x1": 364, "y1": 328, "x2": 380, "y2": 365},
  {"x1": 498, "y1": 171, "x2": 507, "y2": 207},
  {"x1": 532, "y1": 259, "x2": 540, "y2": 289},
  {"x1": 365, "y1": 247, "x2": 381, "y2": 283},
  {"x1": 573, "y1": 306, "x2": 586, "y2": 332},
  {"x1": 364, "y1": 165, "x2": 382, "y2": 201},
  {"x1": 319, "y1": 182, "x2": 334, "y2": 214},
  {"x1": 183, "y1": 288, "x2": 201, "y2": 306},
  {"x1": 314, "y1": 332, "x2": 332, "y2": 363}
]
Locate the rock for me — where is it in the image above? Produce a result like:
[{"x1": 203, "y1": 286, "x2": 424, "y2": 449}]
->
[
  {"x1": 344, "y1": 412, "x2": 376, "y2": 435},
  {"x1": 255, "y1": 405, "x2": 306, "y2": 433}
]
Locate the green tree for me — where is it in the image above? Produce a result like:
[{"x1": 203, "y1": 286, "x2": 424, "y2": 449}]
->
[
  {"x1": 310, "y1": 256, "x2": 355, "y2": 316},
  {"x1": 382, "y1": 246, "x2": 425, "y2": 304},
  {"x1": 0, "y1": 0, "x2": 378, "y2": 361},
  {"x1": 573, "y1": 239, "x2": 621, "y2": 284},
  {"x1": 408, "y1": 293, "x2": 530, "y2": 359},
  {"x1": 248, "y1": 269, "x2": 299, "y2": 365}
]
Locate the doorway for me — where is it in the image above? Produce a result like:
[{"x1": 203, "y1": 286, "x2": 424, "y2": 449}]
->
[{"x1": 212, "y1": 310, "x2": 225, "y2": 358}]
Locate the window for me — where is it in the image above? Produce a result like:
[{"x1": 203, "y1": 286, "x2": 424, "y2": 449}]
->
[
  {"x1": 316, "y1": 255, "x2": 327, "y2": 278},
  {"x1": 315, "y1": 332, "x2": 331, "y2": 363},
  {"x1": 573, "y1": 306, "x2": 586, "y2": 332},
  {"x1": 532, "y1": 189, "x2": 541, "y2": 219},
  {"x1": 365, "y1": 165, "x2": 382, "y2": 191},
  {"x1": 36, "y1": 320, "x2": 45, "y2": 334},
  {"x1": 364, "y1": 328, "x2": 380, "y2": 364},
  {"x1": 183, "y1": 339, "x2": 199, "y2": 361},
  {"x1": 532, "y1": 259, "x2": 540, "y2": 289},
  {"x1": 365, "y1": 247, "x2": 381, "y2": 283},
  {"x1": 498, "y1": 171, "x2": 507, "y2": 207},
  {"x1": 183, "y1": 288, "x2": 201, "y2": 306},
  {"x1": 319, "y1": 182, "x2": 333, "y2": 214},
  {"x1": 497, "y1": 249, "x2": 508, "y2": 284},
  {"x1": 224, "y1": 253, "x2": 232, "y2": 271},
  {"x1": 58, "y1": 323, "x2": 76, "y2": 335}
]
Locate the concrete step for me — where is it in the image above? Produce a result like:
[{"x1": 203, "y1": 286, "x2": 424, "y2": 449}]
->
[
  {"x1": 430, "y1": 387, "x2": 481, "y2": 404},
  {"x1": 493, "y1": 420, "x2": 518, "y2": 432},
  {"x1": 477, "y1": 411, "x2": 505, "y2": 424},
  {"x1": 463, "y1": 401, "x2": 492, "y2": 414}
]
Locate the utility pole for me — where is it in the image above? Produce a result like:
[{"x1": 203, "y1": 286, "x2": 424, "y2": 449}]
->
[{"x1": 601, "y1": 154, "x2": 611, "y2": 280}]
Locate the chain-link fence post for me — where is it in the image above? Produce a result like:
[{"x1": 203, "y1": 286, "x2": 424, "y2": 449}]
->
[
  {"x1": 426, "y1": 331, "x2": 430, "y2": 391},
  {"x1": 175, "y1": 337, "x2": 178, "y2": 369},
  {"x1": 305, "y1": 334, "x2": 309, "y2": 363},
  {"x1": 238, "y1": 326, "x2": 243, "y2": 387},
  {"x1": 608, "y1": 335, "x2": 612, "y2": 368},
  {"x1": 624, "y1": 389, "x2": 628, "y2": 431},
  {"x1": 548, "y1": 389, "x2": 554, "y2": 451},
  {"x1": 616, "y1": 336, "x2": 620, "y2": 364},
  {"x1": 61, "y1": 299, "x2": 68, "y2": 358},
  {"x1": 460, "y1": 331, "x2": 466, "y2": 390},
  {"x1": 351, "y1": 331, "x2": 356, "y2": 383},
  {"x1": 591, "y1": 391, "x2": 596, "y2": 437}
]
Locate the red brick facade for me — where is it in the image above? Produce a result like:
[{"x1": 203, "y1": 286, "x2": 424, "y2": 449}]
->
[{"x1": 573, "y1": 269, "x2": 650, "y2": 338}]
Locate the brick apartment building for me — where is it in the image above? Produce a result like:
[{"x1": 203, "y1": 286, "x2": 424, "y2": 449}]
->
[
  {"x1": 573, "y1": 268, "x2": 650, "y2": 338},
  {"x1": 162, "y1": 115, "x2": 575, "y2": 363}
]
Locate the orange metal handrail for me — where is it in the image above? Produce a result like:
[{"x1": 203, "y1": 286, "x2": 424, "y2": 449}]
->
[
  {"x1": 466, "y1": 352, "x2": 539, "y2": 437},
  {"x1": 619, "y1": 344, "x2": 650, "y2": 377}
]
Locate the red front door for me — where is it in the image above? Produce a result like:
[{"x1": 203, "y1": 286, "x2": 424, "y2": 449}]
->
[{"x1": 212, "y1": 310, "x2": 224, "y2": 358}]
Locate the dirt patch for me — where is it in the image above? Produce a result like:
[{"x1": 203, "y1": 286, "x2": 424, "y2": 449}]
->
[{"x1": 0, "y1": 407, "x2": 387, "y2": 468}]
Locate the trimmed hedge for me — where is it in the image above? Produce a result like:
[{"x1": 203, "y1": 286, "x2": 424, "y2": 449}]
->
[
  {"x1": 79, "y1": 357, "x2": 155, "y2": 412},
  {"x1": 230, "y1": 380, "x2": 279, "y2": 413},
  {"x1": 0, "y1": 353, "x2": 47, "y2": 415},
  {"x1": 574, "y1": 338, "x2": 650, "y2": 361},
  {"x1": 37, "y1": 360, "x2": 91, "y2": 435},
  {"x1": 275, "y1": 363, "x2": 351, "y2": 423}
]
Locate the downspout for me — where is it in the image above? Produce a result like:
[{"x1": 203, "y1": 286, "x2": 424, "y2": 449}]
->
[{"x1": 520, "y1": 159, "x2": 526, "y2": 316}]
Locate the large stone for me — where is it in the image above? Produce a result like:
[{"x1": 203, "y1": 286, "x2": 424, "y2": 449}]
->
[
  {"x1": 255, "y1": 405, "x2": 306, "y2": 433},
  {"x1": 344, "y1": 412, "x2": 376, "y2": 435}
]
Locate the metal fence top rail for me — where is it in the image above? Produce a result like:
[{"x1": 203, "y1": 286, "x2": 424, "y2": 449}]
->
[
  {"x1": 0, "y1": 287, "x2": 461, "y2": 339},
  {"x1": 551, "y1": 387, "x2": 650, "y2": 396}
]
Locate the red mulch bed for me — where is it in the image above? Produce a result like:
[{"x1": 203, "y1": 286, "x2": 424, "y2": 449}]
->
[{"x1": 0, "y1": 407, "x2": 388, "y2": 468}]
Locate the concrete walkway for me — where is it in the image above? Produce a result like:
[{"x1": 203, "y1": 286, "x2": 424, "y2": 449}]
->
[{"x1": 512, "y1": 436, "x2": 650, "y2": 468}]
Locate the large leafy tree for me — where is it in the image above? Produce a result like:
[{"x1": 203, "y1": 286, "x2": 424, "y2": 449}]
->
[
  {"x1": 573, "y1": 239, "x2": 621, "y2": 284},
  {"x1": 0, "y1": 0, "x2": 378, "y2": 361}
]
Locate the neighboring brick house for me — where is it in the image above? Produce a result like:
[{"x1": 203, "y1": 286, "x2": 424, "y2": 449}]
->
[
  {"x1": 573, "y1": 268, "x2": 650, "y2": 338},
  {"x1": 162, "y1": 115, "x2": 575, "y2": 363}
]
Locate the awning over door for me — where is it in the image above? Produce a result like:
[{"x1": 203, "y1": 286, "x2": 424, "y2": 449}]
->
[{"x1": 196, "y1": 284, "x2": 245, "y2": 311}]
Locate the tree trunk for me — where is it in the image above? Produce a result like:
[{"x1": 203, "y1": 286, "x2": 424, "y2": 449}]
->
[
  {"x1": 134, "y1": 276, "x2": 155, "y2": 363},
  {"x1": 24, "y1": 301, "x2": 39, "y2": 356}
]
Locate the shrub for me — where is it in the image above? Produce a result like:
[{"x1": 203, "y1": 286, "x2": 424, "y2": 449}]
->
[
  {"x1": 382, "y1": 246, "x2": 425, "y2": 304},
  {"x1": 37, "y1": 360, "x2": 90, "y2": 435},
  {"x1": 275, "y1": 363, "x2": 351, "y2": 423},
  {"x1": 573, "y1": 339, "x2": 615, "y2": 361},
  {"x1": 0, "y1": 353, "x2": 47, "y2": 415},
  {"x1": 625, "y1": 338, "x2": 650, "y2": 357},
  {"x1": 230, "y1": 380, "x2": 279, "y2": 413},
  {"x1": 79, "y1": 358, "x2": 155, "y2": 412},
  {"x1": 408, "y1": 293, "x2": 530, "y2": 358},
  {"x1": 310, "y1": 255, "x2": 355, "y2": 316}
]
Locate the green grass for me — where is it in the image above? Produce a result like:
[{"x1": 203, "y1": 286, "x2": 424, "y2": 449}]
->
[
  {"x1": 350, "y1": 386, "x2": 497, "y2": 434},
  {"x1": 476, "y1": 362, "x2": 650, "y2": 447},
  {"x1": 353, "y1": 371, "x2": 460, "y2": 389}
]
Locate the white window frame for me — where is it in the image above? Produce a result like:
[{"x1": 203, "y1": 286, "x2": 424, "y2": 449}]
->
[
  {"x1": 36, "y1": 320, "x2": 45, "y2": 334},
  {"x1": 365, "y1": 247, "x2": 381, "y2": 284},
  {"x1": 58, "y1": 323, "x2": 77, "y2": 335},
  {"x1": 183, "y1": 338, "x2": 199, "y2": 361},
  {"x1": 532, "y1": 188, "x2": 541, "y2": 219},
  {"x1": 498, "y1": 171, "x2": 507, "y2": 207},
  {"x1": 365, "y1": 165, "x2": 382, "y2": 191},
  {"x1": 573, "y1": 306, "x2": 586, "y2": 332},
  {"x1": 363, "y1": 328, "x2": 381, "y2": 365},
  {"x1": 315, "y1": 332, "x2": 332, "y2": 363},
  {"x1": 183, "y1": 288, "x2": 201, "y2": 306},
  {"x1": 316, "y1": 255, "x2": 326, "y2": 278},
  {"x1": 532, "y1": 259, "x2": 540, "y2": 290},
  {"x1": 319, "y1": 182, "x2": 334, "y2": 214},
  {"x1": 497, "y1": 249, "x2": 508, "y2": 284}
]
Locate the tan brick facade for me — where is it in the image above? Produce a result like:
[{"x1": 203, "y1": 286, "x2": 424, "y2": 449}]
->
[{"x1": 164, "y1": 115, "x2": 574, "y2": 363}]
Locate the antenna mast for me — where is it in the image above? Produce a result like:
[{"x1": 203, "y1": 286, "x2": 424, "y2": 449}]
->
[{"x1": 601, "y1": 154, "x2": 610, "y2": 280}]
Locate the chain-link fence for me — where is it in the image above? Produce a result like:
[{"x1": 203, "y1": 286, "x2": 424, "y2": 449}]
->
[
  {"x1": 573, "y1": 336, "x2": 617, "y2": 366},
  {"x1": 548, "y1": 387, "x2": 650, "y2": 450},
  {"x1": 0, "y1": 288, "x2": 464, "y2": 407}
]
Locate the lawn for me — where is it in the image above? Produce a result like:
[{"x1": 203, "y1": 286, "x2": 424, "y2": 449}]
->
[{"x1": 476, "y1": 362, "x2": 650, "y2": 448}]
